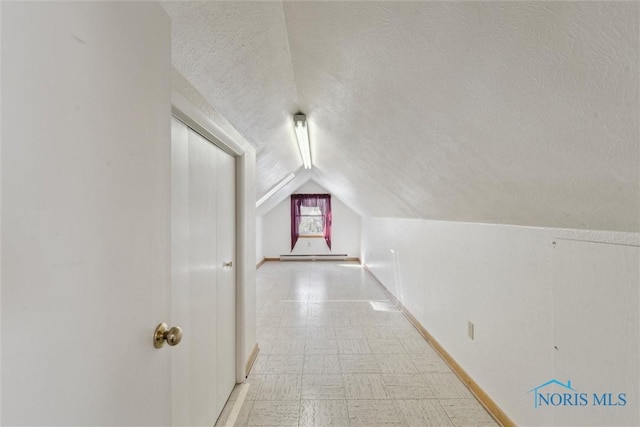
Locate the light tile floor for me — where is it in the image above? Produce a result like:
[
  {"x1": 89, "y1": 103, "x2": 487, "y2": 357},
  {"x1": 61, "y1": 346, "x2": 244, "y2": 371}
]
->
[{"x1": 216, "y1": 261, "x2": 498, "y2": 427}]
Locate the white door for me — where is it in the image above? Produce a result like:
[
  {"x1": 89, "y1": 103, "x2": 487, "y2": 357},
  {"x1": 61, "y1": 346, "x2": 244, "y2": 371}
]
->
[
  {"x1": 170, "y1": 117, "x2": 237, "y2": 426},
  {"x1": 2, "y1": 2, "x2": 173, "y2": 426},
  {"x1": 216, "y1": 137, "x2": 237, "y2": 413}
]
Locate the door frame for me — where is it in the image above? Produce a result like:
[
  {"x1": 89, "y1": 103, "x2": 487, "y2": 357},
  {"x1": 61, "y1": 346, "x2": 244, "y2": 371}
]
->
[{"x1": 171, "y1": 89, "x2": 256, "y2": 384}]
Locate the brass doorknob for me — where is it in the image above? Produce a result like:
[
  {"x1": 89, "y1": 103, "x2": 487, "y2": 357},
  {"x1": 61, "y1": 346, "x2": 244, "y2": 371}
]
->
[{"x1": 153, "y1": 323, "x2": 183, "y2": 349}]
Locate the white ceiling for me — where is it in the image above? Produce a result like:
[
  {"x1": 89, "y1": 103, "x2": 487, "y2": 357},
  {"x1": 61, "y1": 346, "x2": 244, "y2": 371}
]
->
[{"x1": 162, "y1": 1, "x2": 639, "y2": 232}]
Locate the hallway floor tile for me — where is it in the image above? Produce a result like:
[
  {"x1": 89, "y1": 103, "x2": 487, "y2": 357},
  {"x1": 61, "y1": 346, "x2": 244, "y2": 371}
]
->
[{"x1": 216, "y1": 261, "x2": 498, "y2": 427}]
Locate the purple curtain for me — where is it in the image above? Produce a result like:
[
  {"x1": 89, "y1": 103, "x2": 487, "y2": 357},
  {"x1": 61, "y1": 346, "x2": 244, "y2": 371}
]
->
[{"x1": 291, "y1": 194, "x2": 332, "y2": 251}]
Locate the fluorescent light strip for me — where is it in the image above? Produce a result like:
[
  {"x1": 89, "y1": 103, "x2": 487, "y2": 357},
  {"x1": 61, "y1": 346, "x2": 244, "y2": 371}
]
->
[
  {"x1": 256, "y1": 173, "x2": 295, "y2": 207},
  {"x1": 294, "y1": 114, "x2": 312, "y2": 169}
]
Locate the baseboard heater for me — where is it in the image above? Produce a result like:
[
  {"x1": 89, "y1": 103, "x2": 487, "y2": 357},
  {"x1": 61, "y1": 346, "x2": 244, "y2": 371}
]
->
[{"x1": 279, "y1": 254, "x2": 350, "y2": 261}]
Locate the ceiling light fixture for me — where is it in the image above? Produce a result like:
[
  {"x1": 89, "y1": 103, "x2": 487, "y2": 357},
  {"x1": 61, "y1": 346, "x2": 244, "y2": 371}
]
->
[
  {"x1": 294, "y1": 113, "x2": 312, "y2": 169},
  {"x1": 256, "y1": 173, "x2": 296, "y2": 207}
]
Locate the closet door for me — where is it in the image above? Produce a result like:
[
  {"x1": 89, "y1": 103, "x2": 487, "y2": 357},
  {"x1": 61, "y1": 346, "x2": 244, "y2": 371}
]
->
[
  {"x1": 170, "y1": 117, "x2": 191, "y2": 426},
  {"x1": 216, "y1": 148, "x2": 237, "y2": 413},
  {"x1": 189, "y1": 128, "x2": 220, "y2": 424},
  {"x1": 170, "y1": 117, "x2": 236, "y2": 426}
]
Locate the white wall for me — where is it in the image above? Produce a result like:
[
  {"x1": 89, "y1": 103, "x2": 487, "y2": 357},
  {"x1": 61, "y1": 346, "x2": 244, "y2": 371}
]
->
[
  {"x1": 235, "y1": 147, "x2": 257, "y2": 380},
  {"x1": 262, "y1": 181, "x2": 361, "y2": 258},
  {"x1": 0, "y1": 3, "x2": 4, "y2": 423},
  {"x1": 256, "y1": 216, "x2": 264, "y2": 264},
  {"x1": 239, "y1": 148, "x2": 257, "y2": 377},
  {"x1": 362, "y1": 217, "x2": 639, "y2": 426}
]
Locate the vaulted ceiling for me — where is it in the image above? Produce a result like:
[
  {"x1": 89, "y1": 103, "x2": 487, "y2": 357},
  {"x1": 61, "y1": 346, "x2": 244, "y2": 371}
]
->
[{"x1": 162, "y1": 1, "x2": 639, "y2": 232}]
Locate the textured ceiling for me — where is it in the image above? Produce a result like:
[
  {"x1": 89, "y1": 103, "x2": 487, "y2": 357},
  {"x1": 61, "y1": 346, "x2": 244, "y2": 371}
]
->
[{"x1": 162, "y1": 1, "x2": 639, "y2": 232}]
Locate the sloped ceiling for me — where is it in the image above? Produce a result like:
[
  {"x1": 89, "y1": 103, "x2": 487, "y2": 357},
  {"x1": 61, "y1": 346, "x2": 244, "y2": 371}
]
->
[
  {"x1": 256, "y1": 174, "x2": 354, "y2": 218},
  {"x1": 162, "y1": 1, "x2": 639, "y2": 232}
]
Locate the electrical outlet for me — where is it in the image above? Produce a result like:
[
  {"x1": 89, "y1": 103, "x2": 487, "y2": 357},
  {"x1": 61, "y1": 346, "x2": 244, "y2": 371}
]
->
[
  {"x1": 468, "y1": 321, "x2": 474, "y2": 340},
  {"x1": 307, "y1": 241, "x2": 311, "y2": 247}
]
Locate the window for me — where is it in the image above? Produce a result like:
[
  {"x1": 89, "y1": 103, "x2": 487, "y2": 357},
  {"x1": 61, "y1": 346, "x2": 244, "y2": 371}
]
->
[
  {"x1": 299, "y1": 205, "x2": 324, "y2": 236},
  {"x1": 291, "y1": 194, "x2": 332, "y2": 251}
]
